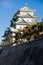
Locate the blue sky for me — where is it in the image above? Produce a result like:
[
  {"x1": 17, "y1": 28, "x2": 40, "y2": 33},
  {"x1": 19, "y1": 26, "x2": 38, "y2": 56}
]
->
[{"x1": 0, "y1": 0, "x2": 43, "y2": 42}]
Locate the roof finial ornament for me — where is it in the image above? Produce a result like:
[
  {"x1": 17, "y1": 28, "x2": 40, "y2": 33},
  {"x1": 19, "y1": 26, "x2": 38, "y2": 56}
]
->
[{"x1": 25, "y1": 3, "x2": 28, "y2": 7}]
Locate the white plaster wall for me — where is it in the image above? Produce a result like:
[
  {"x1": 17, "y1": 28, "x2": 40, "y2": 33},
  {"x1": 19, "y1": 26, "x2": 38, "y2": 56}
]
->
[
  {"x1": 20, "y1": 11, "x2": 34, "y2": 16},
  {"x1": 28, "y1": 12, "x2": 34, "y2": 16},
  {"x1": 16, "y1": 25, "x2": 27, "y2": 30},
  {"x1": 20, "y1": 12, "x2": 27, "y2": 16},
  {"x1": 23, "y1": 18, "x2": 35, "y2": 23}
]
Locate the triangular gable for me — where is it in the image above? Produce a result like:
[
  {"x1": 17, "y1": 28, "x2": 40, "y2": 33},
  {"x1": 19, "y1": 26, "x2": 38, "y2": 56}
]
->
[{"x1": 15, "y1": 18, "x2": 28, "y2": 24}]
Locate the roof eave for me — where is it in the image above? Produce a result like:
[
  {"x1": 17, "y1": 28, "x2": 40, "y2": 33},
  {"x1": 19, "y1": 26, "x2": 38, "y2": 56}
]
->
[{"x1": 19, "y1": 10, "x2": 36, "y2": 12}]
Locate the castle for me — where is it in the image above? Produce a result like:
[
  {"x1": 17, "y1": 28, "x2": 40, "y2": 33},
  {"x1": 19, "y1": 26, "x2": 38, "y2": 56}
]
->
[{"x1": 2, "y1": 4, "x2": 39, "y2": 45}]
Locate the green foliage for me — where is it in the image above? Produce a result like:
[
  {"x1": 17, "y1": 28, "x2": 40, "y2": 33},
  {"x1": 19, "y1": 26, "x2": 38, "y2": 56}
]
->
[
  {"x1": 15, "y1": 22, "x2": 43, "y2": 42},
  {"x1": 1, "y1": 43, "x2": 4, "y2": 47},
  {"x1": 5, "y1": 21, "x2": 43, "y2": 44}
]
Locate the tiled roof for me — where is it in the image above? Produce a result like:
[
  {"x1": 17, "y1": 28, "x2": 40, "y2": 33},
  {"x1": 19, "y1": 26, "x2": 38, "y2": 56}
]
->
[
  {"x1": 19, "y1": 5, "x2": 35, "y2": 12},
  {"x1": 15, "y1": 18, "x2": 37, "y2": 25},
  {"x1": 17, "y1": 14, "x2": 38, "y2": 18},
  {"x1": 9, "y1": 27, "x2": 18, "y2": 32}
]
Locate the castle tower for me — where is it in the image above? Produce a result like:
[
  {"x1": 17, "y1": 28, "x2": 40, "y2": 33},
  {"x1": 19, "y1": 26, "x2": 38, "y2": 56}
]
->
[
  {"x1": 2, "y1": 4, "x2": 39, "y2": 45},
  {"x1": 10, "y1": 4, "x2": 38, "y2": 30}
]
